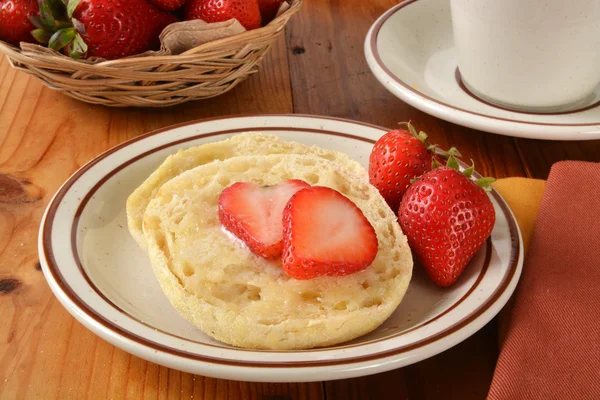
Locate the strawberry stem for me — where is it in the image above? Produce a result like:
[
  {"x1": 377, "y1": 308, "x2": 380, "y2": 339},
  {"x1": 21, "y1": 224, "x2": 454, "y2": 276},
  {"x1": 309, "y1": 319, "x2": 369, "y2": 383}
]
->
[
  {"x1": 434, "y1": 146, "x2": 462, "y2": 160},
  {"x1": 399, "y1": 122, "x2": 495, "y2": 190},
  {"x1": 400, "y1": 121, "x2": 419, "y2": 138},
  {"x1": 399, "y1": 121, "x2": 462, "y2": 162}
]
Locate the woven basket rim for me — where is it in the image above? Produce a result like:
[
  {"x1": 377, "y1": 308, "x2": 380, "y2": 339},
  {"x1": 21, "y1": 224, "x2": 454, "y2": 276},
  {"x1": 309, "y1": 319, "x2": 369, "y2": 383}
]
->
[{"x1": 0, "y1": 0, "x2": 302, "y2": 67}]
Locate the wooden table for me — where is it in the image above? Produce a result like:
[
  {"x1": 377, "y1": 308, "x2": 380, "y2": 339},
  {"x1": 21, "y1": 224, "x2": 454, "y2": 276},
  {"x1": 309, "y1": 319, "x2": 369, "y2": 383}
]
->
[{"x1": 1, "y1": 0, "x2": 599, "y2": 398}]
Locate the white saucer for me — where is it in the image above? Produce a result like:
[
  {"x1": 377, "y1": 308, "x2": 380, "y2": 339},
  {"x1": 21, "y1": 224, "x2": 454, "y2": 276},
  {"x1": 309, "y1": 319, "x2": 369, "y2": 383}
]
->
[
  {"x1": 364, "y1": 0, "x2": 600, "y2": 141},
  {"x1": 39, "y1": 115, "x2": 522, "y2": 382}
]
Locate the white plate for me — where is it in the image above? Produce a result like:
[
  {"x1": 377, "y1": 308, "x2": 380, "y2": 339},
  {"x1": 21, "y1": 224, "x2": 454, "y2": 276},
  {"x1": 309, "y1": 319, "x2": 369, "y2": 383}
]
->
[
  {"x1": 364, "y1": 0, "x2": 600, "y2": 141},
  {"x1": 39, "y1": 114, "x2": 523, "y2": 382}
]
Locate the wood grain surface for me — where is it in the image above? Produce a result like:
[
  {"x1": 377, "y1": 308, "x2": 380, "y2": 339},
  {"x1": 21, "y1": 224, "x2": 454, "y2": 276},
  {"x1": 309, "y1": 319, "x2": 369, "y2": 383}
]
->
[{"x1": 1, "y1": 0, "x2": 599, "y2": 398}]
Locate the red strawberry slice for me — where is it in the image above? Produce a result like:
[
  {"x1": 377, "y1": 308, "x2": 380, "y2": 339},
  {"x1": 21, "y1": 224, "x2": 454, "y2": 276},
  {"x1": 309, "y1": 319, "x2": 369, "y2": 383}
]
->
[
  {"x1": 282, "y1": 186, "x2": 378, "y2": 280},
  {"x1": 219, "y1": 180, "x2": 310, "y2": 259}
]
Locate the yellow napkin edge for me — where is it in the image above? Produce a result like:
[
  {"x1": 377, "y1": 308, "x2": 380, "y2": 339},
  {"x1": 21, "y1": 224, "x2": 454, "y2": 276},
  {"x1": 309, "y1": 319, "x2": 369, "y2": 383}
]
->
[{"x1": 492, "y1": 177, "x2": 546, "y2": 251}]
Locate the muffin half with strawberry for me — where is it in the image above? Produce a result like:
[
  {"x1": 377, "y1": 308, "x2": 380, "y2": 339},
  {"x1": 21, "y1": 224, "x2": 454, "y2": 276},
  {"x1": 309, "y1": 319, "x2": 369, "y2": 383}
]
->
[{"x1": 142, "y1": 154, "x2": 412, "y2": 350}]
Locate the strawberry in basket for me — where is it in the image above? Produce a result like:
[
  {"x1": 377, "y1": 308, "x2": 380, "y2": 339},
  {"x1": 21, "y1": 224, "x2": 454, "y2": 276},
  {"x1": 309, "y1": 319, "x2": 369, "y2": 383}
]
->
[
  {"x1": 149, "y1": 0, "x2": 186, "y2": 12},
  {"x1": 0, "y1": 0, "x2": 39, "y2": 46},
  {"x1": 185, "y1": 0, "x2": 262, "y2": 31},
  {"x1": 28, "y1": 0, "x2": 178, "y2": 60},
  {"x1": 258, "y1": 0, "x2": 285, "y2": 24}
]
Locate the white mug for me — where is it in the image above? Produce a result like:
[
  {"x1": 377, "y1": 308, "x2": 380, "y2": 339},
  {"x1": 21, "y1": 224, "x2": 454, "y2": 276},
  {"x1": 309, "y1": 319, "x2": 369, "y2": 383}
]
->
[{"x1": 451, "y1": 0, "x2": 600, "y2": 112}]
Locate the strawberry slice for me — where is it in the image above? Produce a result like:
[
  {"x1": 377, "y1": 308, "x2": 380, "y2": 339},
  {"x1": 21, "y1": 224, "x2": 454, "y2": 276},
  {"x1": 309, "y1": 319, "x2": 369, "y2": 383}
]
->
[
  {"x1": 218, "y1": 180, "x2": 310, "y2": 259},
  {"x1": 282, "y1": 187, "x2": 378, "y2": 280}
]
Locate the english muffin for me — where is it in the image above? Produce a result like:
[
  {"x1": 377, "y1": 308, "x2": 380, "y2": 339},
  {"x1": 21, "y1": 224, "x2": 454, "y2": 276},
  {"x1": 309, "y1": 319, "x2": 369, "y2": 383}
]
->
[{"x1": 142, "y1": 154, "x2": 412, "y2": 350}]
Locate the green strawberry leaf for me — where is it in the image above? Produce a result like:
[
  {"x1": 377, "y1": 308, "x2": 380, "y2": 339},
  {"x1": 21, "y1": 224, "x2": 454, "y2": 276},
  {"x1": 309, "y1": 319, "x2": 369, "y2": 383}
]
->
[
  {"x1": 28, "y1": 15, "x2": 45, "y2": 30},
  {"x1": 446, "y1": 155, "x2": 460, "y2": 171},
  {"x1": 67, "y1": 44, "x2": 81, "y2": 59},
  {"x1": 46, "y1": 0, "x2": 68, "y2": 20},
  {"x1": 49, "y1": 27, "x2": 77, "y2": 51},
  {"x1": 67, "y1": 0, "x2": 83, "y2": 19},
  {"x1": 39, "y1": 1, "x2": 58, "y2": 31},
  {"x1": 476, "y1": 177, "x2": 496, "y2": 192},
  {"x1": 72, "y1": 18, "x2": 86, "y2": 35},
  {"x1": 31, "y1": 29, "x2": 52, "y2": 44},
  {"x1": 462, "y1": 159, "x2": 475, "y2": 178},
  {"x1": 56, "y1": 20, "x2": 72, "y2": 29},
  {"x1": 69, "y1": 33, "x2": 88, "y2": 58},
  {"x1": 431, "y1": 158, "x2": 443, "y2": 169}
]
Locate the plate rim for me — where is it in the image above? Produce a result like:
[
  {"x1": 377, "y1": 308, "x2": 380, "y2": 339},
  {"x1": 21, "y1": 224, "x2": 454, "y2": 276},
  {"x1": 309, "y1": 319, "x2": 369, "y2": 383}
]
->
[
  {"x1": 364, "y1": 0, "x2": 600, "y2": 140},
  {"x1": 38, "y1": 114, "x2": 523, "y2": 376}
]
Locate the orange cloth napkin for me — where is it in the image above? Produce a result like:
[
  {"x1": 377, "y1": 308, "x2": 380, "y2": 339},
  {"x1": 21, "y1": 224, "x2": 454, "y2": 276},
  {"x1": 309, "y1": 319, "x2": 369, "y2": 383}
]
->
[{"x1": 489, "y1": 161, "x2": 600, "y2": 399}]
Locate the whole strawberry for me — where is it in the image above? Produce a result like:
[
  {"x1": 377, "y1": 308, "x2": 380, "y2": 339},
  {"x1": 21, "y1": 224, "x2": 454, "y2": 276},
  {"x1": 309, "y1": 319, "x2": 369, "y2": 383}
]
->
[
  {"x1": 399, "y1": 157, "x2": 496, "y2": 287},
  {"x1": 185, "y1": 0, "x2": 262, "y2": 31},
  {"x1": 149, "y1": 0, "x2": 185, "y2": 11},
  {"x1": 258, "y1": 0, "x2": 284, "y2": 24},
  {"x1": 0, "y1": 0, "x2": 38, "y2": 46},
  {"x1": 31, "y1": 0, "x2": 178, "y2": 60},
  {"x1": 369, "y1": 122, "x2": 458, "y2": 212}
]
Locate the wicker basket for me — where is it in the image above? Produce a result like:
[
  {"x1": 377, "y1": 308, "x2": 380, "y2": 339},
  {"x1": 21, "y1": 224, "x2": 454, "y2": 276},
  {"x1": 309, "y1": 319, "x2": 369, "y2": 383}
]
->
[{"x1": 0, "y1": 0, "x2": 301, "y2": 108}]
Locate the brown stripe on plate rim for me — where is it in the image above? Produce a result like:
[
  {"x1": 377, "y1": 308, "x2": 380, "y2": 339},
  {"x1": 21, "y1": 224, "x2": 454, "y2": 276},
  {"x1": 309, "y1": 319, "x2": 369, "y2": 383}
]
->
[
  {"x1": 67, "y1": 127, "x2": 492, "y2": 352},
  {"x1": 369, "y1": 0, "x2": 600, "y2": 127},
  {"x1": 41, "y1": 114, "x2": 520, "y2": 368}
]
